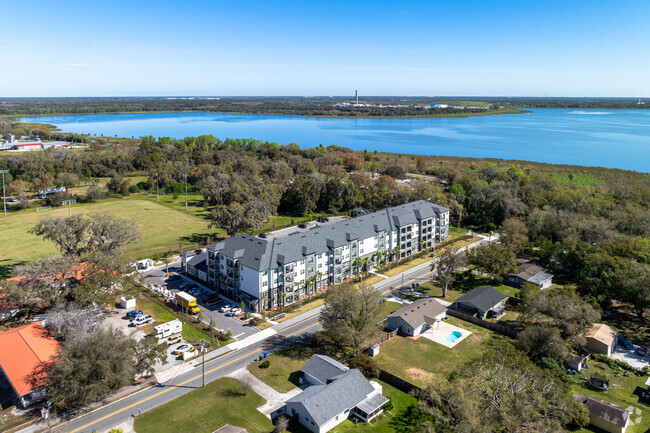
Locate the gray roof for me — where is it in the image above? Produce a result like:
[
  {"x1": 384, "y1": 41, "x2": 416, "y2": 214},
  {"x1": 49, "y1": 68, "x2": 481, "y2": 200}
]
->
[
  {"x1": 286, "y1": 369, "x2": 375, "y2": 426},
  {"x1": 187, "y1": 253, "x2": 205, "y2": 267},
  {"x1": 453, "y1": 286, "x2": 508, "y2": 313},
  {"x1": 388, "y1": 298, "x2": 447, "y2": 329},
  {"x1": 180, "y1": 251, "x2": 196, "y2": 259},
  {"x1": 302, "y1": 354, "x2": 348, "y2": 384},
  {"x1": 207, "y1": 200, "x2": 449, "y2": 271},
  {"x1": 573, "y1": 395, "x2": 630, "y2": 427},
  {"x1": 509, "y1": 262, "x2": 552, "y2": 284}
]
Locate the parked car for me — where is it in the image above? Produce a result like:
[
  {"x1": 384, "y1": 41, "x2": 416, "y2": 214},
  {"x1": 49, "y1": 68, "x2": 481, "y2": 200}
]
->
[
  {"x1": 258, "y1": 233, "x2": 268, "y2": 238},
  {"x1": 9, "y1": 198, "x2": 17, "y2": 203},
  {"x1": 172, "y1": 344, "x2": 191, "y2": 355},
  {"x1": 637, "y1": 346, "x2": 649, "y2": 357},
  {"x1": 126, "y1": 310, "x2": 144, "y2": 319},
  {"x1": 166, "y1": 334, "x2": 183, "y2": 345},
  {"x1": 298, "y1": 223, "x2": 308, "y2": 229},
  {"x1": 131, "y1": 315, "x2": 154, "y2": 326},
  {"x1": 227, "y1": 308, "x2": 242, "y2": 317},
  {"x1": 220, "y1": 305, "x2": 232, "y2": 313},
  {"x1": 167, "y1": 274, "x2": 181, "y2": 281},
  {"x1": 618, "y1": 336, "x2": 635, "y2": 350}
]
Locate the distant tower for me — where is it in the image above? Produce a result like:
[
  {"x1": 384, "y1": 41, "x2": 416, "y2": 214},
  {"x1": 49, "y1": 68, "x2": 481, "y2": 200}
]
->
[{"x1": 355, "y1": 90, "x2": 358, "y2": 105}]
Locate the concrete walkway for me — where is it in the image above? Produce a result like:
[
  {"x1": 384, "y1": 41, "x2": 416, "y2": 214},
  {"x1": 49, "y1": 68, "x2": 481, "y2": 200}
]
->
[{"x1": 227, "y1": 368, "x2": 301, "y2": 418}]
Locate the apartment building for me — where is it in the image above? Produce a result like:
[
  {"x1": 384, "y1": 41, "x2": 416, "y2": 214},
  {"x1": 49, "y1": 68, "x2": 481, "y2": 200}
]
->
[{"x1": 205, "y1": 200, "x2": 449, "y2": 311}]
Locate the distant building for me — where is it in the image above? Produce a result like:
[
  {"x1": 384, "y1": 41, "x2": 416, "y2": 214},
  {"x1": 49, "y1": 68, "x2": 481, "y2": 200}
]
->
[
  {"x1": 5, "y1": 134, "x2": 15, "y2": 143},
  {"x1": 430, "y1": 103, "x2": 449, "y2": 108},
  {"x1": 504, "y1": 261, "x2": 553, "y2": 289}
]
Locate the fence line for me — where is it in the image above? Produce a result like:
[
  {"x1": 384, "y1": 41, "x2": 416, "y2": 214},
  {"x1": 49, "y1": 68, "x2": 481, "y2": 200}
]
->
[{"x1": 446, "y1": 308, "x2": 518, "y2": 338}]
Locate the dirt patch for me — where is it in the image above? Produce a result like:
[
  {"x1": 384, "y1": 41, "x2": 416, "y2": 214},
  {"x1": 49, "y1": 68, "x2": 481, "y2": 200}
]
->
[{"x1": 405, "y1": 367, "x2": 436, "y2": 383}]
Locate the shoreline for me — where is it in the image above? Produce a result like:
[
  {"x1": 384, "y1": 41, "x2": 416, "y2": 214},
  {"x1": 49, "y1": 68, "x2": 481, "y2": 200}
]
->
[{"x1": 4, "y1": 107, "x2": 527, "y2": 121}]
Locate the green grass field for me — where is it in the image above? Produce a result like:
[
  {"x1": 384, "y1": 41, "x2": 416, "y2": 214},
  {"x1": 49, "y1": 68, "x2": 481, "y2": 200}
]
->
[
  {"x1": 547, "y1": 172, "x2": 607, "y2": 186},
  {"x1": 0, "y1": 198, "x2": 211, "y2": 277},
  {"x1": 134, "y1": 377, "x2": 274, "y2": 433}
]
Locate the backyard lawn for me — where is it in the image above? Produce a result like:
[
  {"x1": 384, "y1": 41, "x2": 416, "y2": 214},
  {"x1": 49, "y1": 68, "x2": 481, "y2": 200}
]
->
[
  {"x1": 374, "y1": 317, "x2": 509, "y2": 387},
  {"x1": 248, "y1": 353, "x2": 305, "y2": 393},
  {"x1": 134, "y1": 377, "x2": 274, "y2": 433}
]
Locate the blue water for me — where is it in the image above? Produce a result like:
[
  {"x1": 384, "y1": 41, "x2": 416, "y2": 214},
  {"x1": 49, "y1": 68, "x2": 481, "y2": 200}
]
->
[
  {"x1": 19, "y1": 109, "x2": 650, "y2": 172},
  {"x1": 445, "y1": 331, "x2": 463, "y2": 343}
]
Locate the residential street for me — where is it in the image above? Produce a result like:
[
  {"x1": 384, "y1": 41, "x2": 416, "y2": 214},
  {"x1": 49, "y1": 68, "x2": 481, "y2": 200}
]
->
[{"x1": 24, "y1": 235, "x2": 496, "y2": 433}]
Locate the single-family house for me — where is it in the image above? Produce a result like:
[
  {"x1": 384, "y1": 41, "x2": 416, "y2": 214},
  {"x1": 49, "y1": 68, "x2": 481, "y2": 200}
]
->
[
  {"x1": 0, "y1": 322, "x2": 59, "y2": 407},
  {"x1": 187, "y1": 253, "x2": 207, "y2": 282},
  {"x1": 573, "y1": 395, "x2": 631, "y2": 433},
  {"x1": 386, "y1": 298, "x2": 447, "y2": 336},
  {"x1": 504, "y1": 261, "x2": 553, "y2": 289},
  {"x1": 450, "y1": 286, "x2": 508, "y2": 319},
  {"x1": 285, "y1": 355, "x2": 389, "y2": 433},
  {"x1": 586, "y1": 323, "x2": 618, "y2": 356}
]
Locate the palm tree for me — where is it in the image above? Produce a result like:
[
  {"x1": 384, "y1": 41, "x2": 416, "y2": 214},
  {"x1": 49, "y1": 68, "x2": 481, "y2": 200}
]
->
[
  {"x1": 392, "y1": 246, "x2": 401, "y2": 262},
  {"x1": 353, "y1": 257, "x2": 363, "y2": 276},
  {"x1": 316, "y1": 271, "x2": 324, "y2": 291},
  {"x1": 362, "y1": 257, "x2": 370, "y2": 274},
  {"x1": 260, "y1": 294, "x2": 270, "y2": 312},
  {"x1": 306, "y1": 275, "x2": 316, "y2": 296}
]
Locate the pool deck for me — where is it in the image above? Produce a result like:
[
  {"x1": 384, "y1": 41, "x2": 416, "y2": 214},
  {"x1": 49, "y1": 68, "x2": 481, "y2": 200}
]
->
[{"x1": 417, "y1": 320, "x2": 472, "y2": 348}]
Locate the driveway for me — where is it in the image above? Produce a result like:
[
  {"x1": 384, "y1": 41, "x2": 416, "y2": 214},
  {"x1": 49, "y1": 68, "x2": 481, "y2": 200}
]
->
[{"x1": 611, "y1": 346, "x2": 650, "y2": 369}]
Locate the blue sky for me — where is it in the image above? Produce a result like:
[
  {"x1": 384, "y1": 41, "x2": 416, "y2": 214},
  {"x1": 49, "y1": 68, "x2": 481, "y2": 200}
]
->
[{"x1": 1, "y1": 0, "x2": 648, "y2": 97}]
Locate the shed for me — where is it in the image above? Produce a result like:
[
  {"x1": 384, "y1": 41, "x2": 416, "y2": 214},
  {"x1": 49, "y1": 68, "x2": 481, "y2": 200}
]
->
[
  {"x1": 120, "y1": 297, "x2": 136, "y2": 310},
  {"x1": 565, "y1": 354, "x2": 588, "y2": 372},
  {"x1": 586, "y1": 324, "x2": 618, "y2": 356},
  {"x1": 368, "y1": 344, "x2": 380, "y2": 357}
]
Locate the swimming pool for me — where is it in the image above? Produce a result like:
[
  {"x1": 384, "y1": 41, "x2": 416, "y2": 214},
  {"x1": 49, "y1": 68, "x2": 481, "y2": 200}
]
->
[{"x1": 445, "y1": 331, "x2": 463, "y2": 343}]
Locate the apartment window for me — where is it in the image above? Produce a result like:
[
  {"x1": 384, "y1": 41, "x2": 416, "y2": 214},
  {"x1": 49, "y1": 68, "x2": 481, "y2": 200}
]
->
[
  {"x1": 262, "y1": 281, "x2": 267, "y2": 287},
  {"x1": 308, "y1": 267, "x2": 313, "y2": 273},
  {"x1": 300, "y1": 269, "x2": 305, "y2": 275},
  {"x1": 262, "y1": 271, "x2": 268, "y2": 276},
  {"x1": 318, "y1": 263, "x2": 323, "y2": 268}
]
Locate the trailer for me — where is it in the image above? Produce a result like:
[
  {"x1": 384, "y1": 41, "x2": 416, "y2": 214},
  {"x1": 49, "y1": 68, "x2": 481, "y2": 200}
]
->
[{"x1": 153, "y1": 319, "x2": 183, "y2": 339}]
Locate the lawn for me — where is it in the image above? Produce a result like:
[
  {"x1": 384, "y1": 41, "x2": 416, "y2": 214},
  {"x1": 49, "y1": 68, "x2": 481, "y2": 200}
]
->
[
  {"x1": 0, "y1": 198, "x2": 211, "y2": 278},
  {"x1": 0, "y1": 384, "x2": 35, "y2": 432},
  {"x1": 547, "y1": 172, "x2": 607, "y2": 186},
  {"x1": 374, "y1": 316, "x2": 508, "y2": 387},
  {"x1": 248, "y1": 353, "x2": 305, "y2": 393},
  {"x1": 133, "y1": 377, "x2": 274, "y2": 433},
  {"x1": 136, "y1": 293, "x2": 216, "y2": 345}
]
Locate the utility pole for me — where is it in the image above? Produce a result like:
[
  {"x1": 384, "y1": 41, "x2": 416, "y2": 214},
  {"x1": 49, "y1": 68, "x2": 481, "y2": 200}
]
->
[
  {"x1": 62, "y1": 199, "x2": 76, "y2": 217},
  {"x1": 184, "y1": 174, "x2": 188, "y2": 210},
  {"x1": 199, "y1": 340, "x2": 207, "y2": 387},
  {"x1": 0, "y1": 170, "x2": 7, "y2": 216},
  {"x1": 401, "y1": 272, "x2": 404, "y2": 289},
  {"x1": 155, "y1": 173, "x2": 159, "y2": 201}
]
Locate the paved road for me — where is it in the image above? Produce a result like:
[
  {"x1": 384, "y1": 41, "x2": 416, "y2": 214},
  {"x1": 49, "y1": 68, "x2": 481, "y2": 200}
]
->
[
  {"x1": 28, "y1": 235, "x2": 497, "y2": 433},
  {"x1": 50, "y1": 315, "x2": 322, "y2": 433}
]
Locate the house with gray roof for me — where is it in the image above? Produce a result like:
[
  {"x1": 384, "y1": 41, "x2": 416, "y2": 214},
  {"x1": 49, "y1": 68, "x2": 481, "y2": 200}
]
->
[
  {"x1": 285, "y1": 355, "x2": 388, "y2": 433},
  {"x1": 573, "y1": 395, "x2": 631, "y2": 433},
  {"x1": 301, "y1": 354, "x2": 348, "y2": 385},
  {"x1": 450, "y1": 286, "x2": 508, "y2": 319},
  {"x1": 505, "y1": 261, "x2": 553, "y2": 289},
  {"x1": 386, "y1": 298, "x2": 447, "y2": 336},
  {"x1": 205, "y1": 200, "x2": 449, "y2": 311}
]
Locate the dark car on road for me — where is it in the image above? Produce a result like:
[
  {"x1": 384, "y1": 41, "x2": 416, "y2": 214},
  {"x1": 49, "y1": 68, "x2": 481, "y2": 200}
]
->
[
  {"x1": 258, "y1": 233, "x2": 268, "y2": 238},
  {"x1": 298, "y1": 223, "x2": 308, "y2": 229}
]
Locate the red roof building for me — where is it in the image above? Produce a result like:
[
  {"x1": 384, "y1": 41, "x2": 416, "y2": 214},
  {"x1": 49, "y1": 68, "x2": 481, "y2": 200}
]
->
[{"x1": 0, "y1": 322, "x2": 59, "y2": 407}]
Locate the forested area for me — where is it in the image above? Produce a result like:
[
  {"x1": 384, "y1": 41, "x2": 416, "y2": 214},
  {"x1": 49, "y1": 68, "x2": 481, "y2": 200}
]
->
[{"x1": 0, "y1": 96, "x2": 646, "y2": 118}]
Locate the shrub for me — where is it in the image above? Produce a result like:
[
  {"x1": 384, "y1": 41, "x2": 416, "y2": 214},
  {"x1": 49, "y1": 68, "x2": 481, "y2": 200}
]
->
[
  {"x1": 347, "y1": 353, "x2": 379, "y2": 378},
  {"x1": 260, "y1": 359, "x2": 271, "y2": 369}
]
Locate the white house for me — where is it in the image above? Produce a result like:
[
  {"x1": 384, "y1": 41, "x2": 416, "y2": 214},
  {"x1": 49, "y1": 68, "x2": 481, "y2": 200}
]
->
[
  {"x1": 386, "y1": 298, "x2": 447, "y2": 336},
  {"x1": 285, "y1": 355, "x2": 388, "y2": 433}
]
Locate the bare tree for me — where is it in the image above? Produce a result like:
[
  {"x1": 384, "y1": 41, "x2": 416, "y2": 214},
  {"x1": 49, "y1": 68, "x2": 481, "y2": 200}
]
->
[
  {"x1": 274, "y1": 415, "x2": 290, "y2": 433},
  {"x1": 43, "y1": 304, "x2": 102, "y2": 344}
]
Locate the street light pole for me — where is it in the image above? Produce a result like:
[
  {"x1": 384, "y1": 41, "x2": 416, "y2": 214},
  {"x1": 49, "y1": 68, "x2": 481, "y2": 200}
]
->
[
  {"x1": 0, "y1": 170, "x2": 8, "y2": 216},
  {"x1": 155, "y1": 173, "x2": 159, "y2": 202},
  {"x1": 184, "y1": 174, "x2": 188, "y2": 210},
  {"x1": 199, "y1": 340, "x2": 207, "y2": 387},
  {"x1": 62, "y1": 199, "x2": 76, "y2": 217}
]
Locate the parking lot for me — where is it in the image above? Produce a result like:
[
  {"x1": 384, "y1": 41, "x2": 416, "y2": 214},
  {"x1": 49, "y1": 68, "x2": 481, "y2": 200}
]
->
[
  {"x1": 143, "y1": 265, "x2": 259, "y2": 341},
  {"x1": 266, "y1": 215, "x2": 349, "y2": 239}
]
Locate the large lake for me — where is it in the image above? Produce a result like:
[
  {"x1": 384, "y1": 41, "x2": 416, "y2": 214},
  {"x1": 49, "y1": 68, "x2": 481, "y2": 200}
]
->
[{"x1": 19, "y1": 109, "x2": 650, "y2": 172}]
